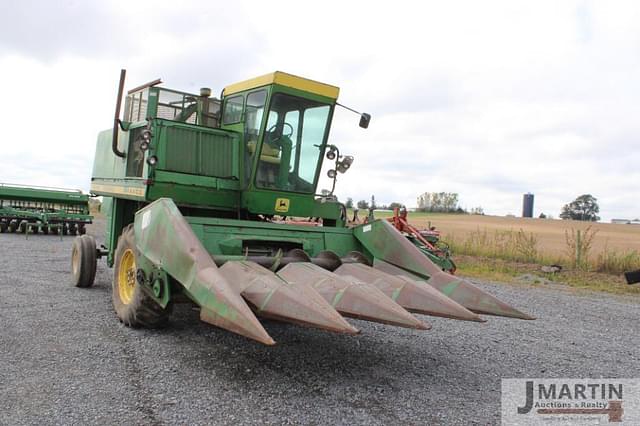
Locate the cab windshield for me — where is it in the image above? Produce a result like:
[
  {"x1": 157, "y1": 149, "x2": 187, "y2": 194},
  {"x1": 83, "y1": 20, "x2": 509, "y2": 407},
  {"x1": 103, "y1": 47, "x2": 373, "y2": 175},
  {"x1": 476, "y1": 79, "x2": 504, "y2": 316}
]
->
[{"x1": 254, "y1": 93, "x2": 331, "y2": 193}]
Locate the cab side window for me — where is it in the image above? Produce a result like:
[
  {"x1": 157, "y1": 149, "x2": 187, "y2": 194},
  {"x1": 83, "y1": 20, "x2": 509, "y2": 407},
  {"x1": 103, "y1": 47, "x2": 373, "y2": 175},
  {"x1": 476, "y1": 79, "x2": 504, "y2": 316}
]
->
[
  {"x1": 245, "y1": 91, "x2": 267, "y2": 139},
  {"x1": 222, "y1": 95, "x2": 244, "y2": 124},
  {"x1": 244, "y1": 90, "x2": 267, "y2": 182}
]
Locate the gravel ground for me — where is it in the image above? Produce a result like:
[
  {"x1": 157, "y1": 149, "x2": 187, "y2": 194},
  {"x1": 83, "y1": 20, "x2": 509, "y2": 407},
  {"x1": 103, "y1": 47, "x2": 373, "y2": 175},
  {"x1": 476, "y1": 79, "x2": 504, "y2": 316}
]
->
[{"x1": 1, "y1": 219, "x2": 638, "y2": 425}]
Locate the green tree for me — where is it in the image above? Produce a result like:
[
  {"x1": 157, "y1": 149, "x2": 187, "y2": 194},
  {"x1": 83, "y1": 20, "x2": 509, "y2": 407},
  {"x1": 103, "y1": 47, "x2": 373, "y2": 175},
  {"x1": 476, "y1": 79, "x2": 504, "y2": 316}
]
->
[
  {"x1": 560, "y1": 194, "x2": 600, "y2": 221},
  {"x1": 357, "y1": 199, "x2": 370, "y2": 209},
  {"x1": 416, "y1": 192, "x2": 459, "y2": 212},
  {"x1": 388, "y1": 202, "x2": 404, "y2": 210},
  {"x1": 344, "y1": 197, "x2": 354, "y2": 209}
]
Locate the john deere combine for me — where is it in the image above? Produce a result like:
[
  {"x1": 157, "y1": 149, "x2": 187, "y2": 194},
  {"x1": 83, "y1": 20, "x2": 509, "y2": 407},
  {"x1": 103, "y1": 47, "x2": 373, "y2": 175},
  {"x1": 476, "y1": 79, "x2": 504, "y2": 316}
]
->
[
  {"x1": 0, "y1": 183, "x2": 92, "y2": 235},
  {"x1": 72, "y1": 70, "x2": 533, "y2": 345}
]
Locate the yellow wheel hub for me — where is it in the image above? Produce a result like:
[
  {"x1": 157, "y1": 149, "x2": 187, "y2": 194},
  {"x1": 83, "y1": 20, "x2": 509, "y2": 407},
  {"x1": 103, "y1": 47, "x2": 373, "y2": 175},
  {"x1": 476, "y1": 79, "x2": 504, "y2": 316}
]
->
[{"x1": 118, "y1": 248, "x2": 137, "y2": 305}]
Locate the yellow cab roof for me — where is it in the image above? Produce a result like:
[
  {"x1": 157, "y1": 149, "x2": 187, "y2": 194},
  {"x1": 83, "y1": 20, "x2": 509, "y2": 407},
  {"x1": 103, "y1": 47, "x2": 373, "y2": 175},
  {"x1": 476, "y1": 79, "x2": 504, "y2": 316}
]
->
[{"x1": 223, "y1": 71, "x2": 340, "y2": 100}]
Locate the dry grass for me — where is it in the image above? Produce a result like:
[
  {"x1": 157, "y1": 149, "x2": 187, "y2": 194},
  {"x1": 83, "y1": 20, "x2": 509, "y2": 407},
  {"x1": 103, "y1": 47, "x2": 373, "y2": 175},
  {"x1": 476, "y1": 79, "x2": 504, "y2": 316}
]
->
[
  {"x1": 448, "y1": 228, "x2": 541, "y2": 263},
  {"x1": 454, "y1": 255, "x2": 640, "y2": 296}
]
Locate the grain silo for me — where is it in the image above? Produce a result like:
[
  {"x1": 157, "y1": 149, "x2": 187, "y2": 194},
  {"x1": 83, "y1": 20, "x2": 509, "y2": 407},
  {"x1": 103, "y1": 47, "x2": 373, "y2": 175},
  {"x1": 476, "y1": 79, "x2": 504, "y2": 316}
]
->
[{"x1": 522, "y1": 193, "x2": 534, "y2": 218}]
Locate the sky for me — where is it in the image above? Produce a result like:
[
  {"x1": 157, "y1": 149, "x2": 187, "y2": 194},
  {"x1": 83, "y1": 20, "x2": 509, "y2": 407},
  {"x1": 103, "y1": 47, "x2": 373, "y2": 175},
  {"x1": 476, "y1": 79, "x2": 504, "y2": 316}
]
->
[{"x1": 0, "y1": 1, "x2": 638, "y2": 221}]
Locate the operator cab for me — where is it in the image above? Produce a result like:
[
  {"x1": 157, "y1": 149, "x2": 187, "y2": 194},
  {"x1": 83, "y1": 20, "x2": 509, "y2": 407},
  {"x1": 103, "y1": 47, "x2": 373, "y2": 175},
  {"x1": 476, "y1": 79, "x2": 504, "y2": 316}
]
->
[{"x1": 220, "y1": 72, "x2": 338, "y2": 196}]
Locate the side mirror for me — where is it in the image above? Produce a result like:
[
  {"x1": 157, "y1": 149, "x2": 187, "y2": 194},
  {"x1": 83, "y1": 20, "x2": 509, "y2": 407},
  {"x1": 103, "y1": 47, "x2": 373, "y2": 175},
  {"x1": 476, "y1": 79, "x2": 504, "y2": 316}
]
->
[{"x1": 359, "y1": 113, "x2": 371, "y2": 129}]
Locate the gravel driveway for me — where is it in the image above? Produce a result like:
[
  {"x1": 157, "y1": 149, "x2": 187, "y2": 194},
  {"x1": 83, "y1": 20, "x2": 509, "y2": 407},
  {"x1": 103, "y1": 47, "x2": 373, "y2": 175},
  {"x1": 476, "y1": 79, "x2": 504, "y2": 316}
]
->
[{"x1": 1, "y1": 220, "x2": 638, "y2": 425}]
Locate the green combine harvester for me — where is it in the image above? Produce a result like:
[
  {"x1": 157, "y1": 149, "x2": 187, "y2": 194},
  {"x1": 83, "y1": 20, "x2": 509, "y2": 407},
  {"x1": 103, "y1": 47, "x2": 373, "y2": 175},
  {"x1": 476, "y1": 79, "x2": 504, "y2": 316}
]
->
[
  {"x1": 0, "y1": 183, "x2": 92, "y2": 235},
  {"x1": 71, "y1": 70, "x2": 533, "y2": 345}
]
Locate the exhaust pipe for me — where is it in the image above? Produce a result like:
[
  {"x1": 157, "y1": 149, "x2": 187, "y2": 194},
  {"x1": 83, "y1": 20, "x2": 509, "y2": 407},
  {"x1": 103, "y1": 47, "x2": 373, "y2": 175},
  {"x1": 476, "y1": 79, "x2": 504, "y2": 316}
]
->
[{"x1": 112, "y1": 69, "x2": 126, "y2": 158}]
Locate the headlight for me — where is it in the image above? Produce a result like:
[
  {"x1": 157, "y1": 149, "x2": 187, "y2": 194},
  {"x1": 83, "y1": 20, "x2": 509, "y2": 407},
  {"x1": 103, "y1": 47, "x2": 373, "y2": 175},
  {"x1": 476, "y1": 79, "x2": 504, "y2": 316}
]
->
[{"x1": 337, "y1": 155, "x2": 354, "y2": 173}]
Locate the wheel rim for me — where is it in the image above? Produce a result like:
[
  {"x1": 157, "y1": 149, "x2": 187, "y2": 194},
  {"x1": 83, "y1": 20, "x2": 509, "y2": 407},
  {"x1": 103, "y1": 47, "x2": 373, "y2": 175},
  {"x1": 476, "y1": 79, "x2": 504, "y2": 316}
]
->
[
  {"x1": 72, "y1": 245, "x2": 80, "y2": 276},
  {"x1": 118, "y1": 249, "x2": 137, "y2": 305}
]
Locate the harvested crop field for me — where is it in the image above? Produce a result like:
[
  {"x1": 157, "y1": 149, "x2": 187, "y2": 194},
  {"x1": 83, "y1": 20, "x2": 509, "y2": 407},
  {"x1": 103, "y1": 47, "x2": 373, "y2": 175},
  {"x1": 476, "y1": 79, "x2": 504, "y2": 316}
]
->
[
  {"x1": 1, "y1": 219, "x2": 639, "y2": 425},
  {"x1": 373, "y1": 211, "x2": 640, "y2": 256}
]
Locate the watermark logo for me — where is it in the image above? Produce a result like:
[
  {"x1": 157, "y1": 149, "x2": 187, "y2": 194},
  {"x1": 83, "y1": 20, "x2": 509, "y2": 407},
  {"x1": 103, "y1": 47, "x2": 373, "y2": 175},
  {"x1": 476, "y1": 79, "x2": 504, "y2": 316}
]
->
[{"x1": 502, "y1": 378, "x2": 639, "y2": 425}]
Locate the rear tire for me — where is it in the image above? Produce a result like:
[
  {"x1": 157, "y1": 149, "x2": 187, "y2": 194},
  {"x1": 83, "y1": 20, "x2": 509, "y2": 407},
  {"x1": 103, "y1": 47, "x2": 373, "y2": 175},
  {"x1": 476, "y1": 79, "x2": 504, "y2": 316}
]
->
[
  {"x1": 112, "y1": 225, "x2": 170, "y2": 328},
  {"x1": 9, "y1": 221, "x2": 17, "y2": 232},
  {"x1": 78, "y1": 223, "x2": 87, "y2": 235},
  {"x1": 0, "y1": 222, "x2": 6, "y2": 233},
  {"x1": 71, "y1": 235, "x2": 97, "y2": 288}
]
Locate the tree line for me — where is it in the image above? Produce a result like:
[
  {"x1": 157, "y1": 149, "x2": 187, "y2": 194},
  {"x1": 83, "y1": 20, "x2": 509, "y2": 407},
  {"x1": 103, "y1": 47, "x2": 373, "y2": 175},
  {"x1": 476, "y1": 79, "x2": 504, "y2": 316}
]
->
[{"x1": 341, "y1": 193, "x2": 604, "y2": 222}]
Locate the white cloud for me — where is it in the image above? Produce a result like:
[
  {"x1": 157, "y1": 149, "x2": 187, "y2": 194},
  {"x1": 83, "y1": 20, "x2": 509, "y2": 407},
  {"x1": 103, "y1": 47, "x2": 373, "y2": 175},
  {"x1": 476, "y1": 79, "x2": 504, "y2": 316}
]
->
[{"x1": 0, "y1": 0, "x2": 638, "y2": 221}]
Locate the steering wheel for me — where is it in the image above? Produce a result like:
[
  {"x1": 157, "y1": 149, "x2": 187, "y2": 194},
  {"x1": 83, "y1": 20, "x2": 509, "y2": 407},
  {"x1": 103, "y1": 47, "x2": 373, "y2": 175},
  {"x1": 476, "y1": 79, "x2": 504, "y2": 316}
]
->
[{"x1": 267, "y1": 122, "x2": 294, "y2": 143}]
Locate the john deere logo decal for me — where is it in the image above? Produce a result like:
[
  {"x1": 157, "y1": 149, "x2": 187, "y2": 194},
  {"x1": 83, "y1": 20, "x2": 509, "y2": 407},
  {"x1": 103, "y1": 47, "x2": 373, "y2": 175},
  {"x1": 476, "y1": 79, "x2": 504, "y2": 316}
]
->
[{"x1": 275, "y1": 198, "x2": 290, "y2": 213}]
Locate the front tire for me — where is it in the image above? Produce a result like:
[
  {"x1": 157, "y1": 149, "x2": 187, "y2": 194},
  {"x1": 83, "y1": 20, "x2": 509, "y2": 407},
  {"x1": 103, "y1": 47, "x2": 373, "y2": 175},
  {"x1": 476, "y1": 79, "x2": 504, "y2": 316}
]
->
[
  {"x1": 112, "y1": 225, "x2": 170, "y2": 328},
  {"x1": 71, "y1": 235, "x2": 97, "y2": 288}
]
